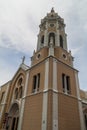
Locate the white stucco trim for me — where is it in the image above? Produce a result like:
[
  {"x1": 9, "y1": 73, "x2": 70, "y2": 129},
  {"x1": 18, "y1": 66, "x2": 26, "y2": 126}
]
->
[
  {"x1": 53, "y1": 59, "x2": 57, "y2": 90},
  {"x1": 44, "y1": 59, "x2": 49, "y2": 90},
  {"x1": 53, "y1": 59, "x2": 58, "y2": 130},
  {"x1": 18, "y1": 71, "x2": 29, "y2": 130},
  {"x1": 53, "y1": 93, "x2": 58, "y2": 130},
  {"x1": 75, "y1": 71, "x2": 86, "y2": 130},
  {"x1": 42, "y1": 93, "x2": 48, "y2": 130},
  {"x1": 44, "y1": 29, "x2": 48, "y2": 46},
  {"x1": 42, "y1": 59, "x2": 49, "y2": 130},
  {"x1": 56, "y1": 22, "x2": 59, "y2": 47},
  {"x1": 49, "y1": 47, "x2": 54, "y2": 56}
]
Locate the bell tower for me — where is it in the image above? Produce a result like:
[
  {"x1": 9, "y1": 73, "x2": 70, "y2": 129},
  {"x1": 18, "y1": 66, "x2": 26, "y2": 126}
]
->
[
  {"x1": 31, "y1": 8, "x2": 73, "y2": 67},
  {"x1": 37, "y1": 8, "x2": 67, "y2": 51},
  {"x1": 22, "y1": 8, "x2": 86, "y2": 130}
]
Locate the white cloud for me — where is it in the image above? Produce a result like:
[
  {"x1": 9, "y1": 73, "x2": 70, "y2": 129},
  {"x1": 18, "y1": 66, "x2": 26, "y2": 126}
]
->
[
  {"x1": 0, "y1": 0, "x2": 40, "y2": 54},
  {"x1": 0, "y1": 59, "x2": 15, "y2": 86}
]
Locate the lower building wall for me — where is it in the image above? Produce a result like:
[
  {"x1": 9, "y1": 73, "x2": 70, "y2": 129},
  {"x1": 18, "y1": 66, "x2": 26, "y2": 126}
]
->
[
  {"x1": 22, "y1": 93, "x2": 43, "y2": 130},
  {"x1": 58, "y1": 93, "x2": 81, "y2": 130}
]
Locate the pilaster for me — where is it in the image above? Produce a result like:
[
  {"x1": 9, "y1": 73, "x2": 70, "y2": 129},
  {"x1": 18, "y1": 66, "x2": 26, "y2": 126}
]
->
[
  {"x1": 18, "y1": 71, "x2": 30, "y2": 130},
  {"x1": 55, "y1": 22, "x2": 60, "y2": 47},
  {"x1": 52, "y1": 58, "x2": 58, "y2": 130},
  {"x1": 44, "y1": 22, "x2": 48, "y2": 47},
  {"x1": 75, "y1": 71, "x2": 86, "y2": 130},
  {"x1": 42, "y1": 59, "x2": 49, "y2": 130}
]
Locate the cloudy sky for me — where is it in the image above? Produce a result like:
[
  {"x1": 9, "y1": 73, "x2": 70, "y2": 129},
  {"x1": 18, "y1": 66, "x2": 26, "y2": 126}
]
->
[{"x1": 0, "y1": 0, "x2": 87, "y2": 90}]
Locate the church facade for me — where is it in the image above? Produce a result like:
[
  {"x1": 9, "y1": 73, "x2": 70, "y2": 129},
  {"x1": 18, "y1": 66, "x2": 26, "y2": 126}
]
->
[{"x1": 0, "y1": 8, "x2": 87, "y2": 130}]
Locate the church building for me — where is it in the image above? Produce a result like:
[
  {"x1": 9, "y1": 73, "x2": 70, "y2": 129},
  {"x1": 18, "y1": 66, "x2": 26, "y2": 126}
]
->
[{"x1": 0, "y1": 8, "x2": 87, "y2": 130}]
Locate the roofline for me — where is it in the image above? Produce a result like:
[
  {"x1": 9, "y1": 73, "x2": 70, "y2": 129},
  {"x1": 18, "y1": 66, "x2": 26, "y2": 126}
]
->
[{"x1": 0, "y1": 80, "x2": 11, "y2": 88}]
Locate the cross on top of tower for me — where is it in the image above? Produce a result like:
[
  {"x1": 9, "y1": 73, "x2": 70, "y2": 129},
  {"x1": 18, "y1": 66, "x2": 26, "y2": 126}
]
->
[
  {"x1": 51, "y1": 7, "x2": 55, "y2": 13},
  {"x1": 21, "y1": 56, "x2": 25, "y2": 64}
]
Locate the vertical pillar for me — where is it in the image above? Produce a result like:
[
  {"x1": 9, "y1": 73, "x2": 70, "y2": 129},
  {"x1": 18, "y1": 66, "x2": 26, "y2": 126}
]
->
[
  {"x1": 44, "y1": 22, "x2": 48, "y2": 46},
  {"x1": 56, "y1": 22, "x2": 60, "y2": 47},
  {"x1": 18, "y1": 71, "x2": 30, "y2": 130},
  {"x1": 53, "y1": 59, "x2": 58, "y2": 130},
  {"x1": 75, "y1": 71, "x2": 86, "y2": 130},
  {"x1": 37, "y1": 34, "x2": 41, "y2": 51},
  {"x1": 49, "y1": 44, "x2": 54, "y2": 56},
  {"x1": 42, "y1": 59, "x2": 49, "y2": 130}
]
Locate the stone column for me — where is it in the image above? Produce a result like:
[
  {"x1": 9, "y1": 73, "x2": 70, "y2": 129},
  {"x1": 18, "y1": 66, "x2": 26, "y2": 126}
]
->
[
  {"x1": 42, "y1": 59, "x2": 49, "y2": 130},
  {"x1": 56, "y1": 22, "x2": 60, "y2": 47},
  {"x1": 53, "y1": 58, "x2": 58, "y2": 130}
]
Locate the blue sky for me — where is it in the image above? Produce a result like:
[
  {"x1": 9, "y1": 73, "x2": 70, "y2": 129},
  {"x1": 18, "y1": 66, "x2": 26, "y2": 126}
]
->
[{"x1": 0, "y1": 0, "x2": 87, "y2": 90}]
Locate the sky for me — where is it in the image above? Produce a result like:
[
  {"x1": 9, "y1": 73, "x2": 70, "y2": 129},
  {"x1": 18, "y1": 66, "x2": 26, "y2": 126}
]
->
[{"x1": 0, "y1": 0, "x2": 87, "y2": 90}]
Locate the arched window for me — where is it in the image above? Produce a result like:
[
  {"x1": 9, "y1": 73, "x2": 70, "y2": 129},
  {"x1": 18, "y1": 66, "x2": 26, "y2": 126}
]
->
[
  {"x1": 19, "y1": 86, "x2": 22, "y2": 98},
  {"x1": 15, "y1": 88, "x2": 18, "y2": 99},
  {"x1": 60, "y1": 35, "x2": 63, "y2": 48},
  {"x1": 18, "y1": 78, "x2": 22, "y2": 86},
  {"x1": 41, "y1": 35, "x2": 44, "y2": 44},
  {"x1": 49, "y1": 33, "x2": 55, "y2": 45}
]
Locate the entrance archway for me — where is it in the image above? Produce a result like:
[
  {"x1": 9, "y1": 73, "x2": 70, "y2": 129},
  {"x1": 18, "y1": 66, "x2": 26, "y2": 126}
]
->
[
  {"x1": 83, "y1": 108, "x2": 87, "y2": 130},
  {"x1": 7, "y1": 103, "x2": 19, "y2": 130}
]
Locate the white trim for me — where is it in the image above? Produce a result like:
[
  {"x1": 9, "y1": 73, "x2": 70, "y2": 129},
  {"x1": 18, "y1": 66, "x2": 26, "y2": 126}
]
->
[
  {"x1": 75, "y1": 71, "x2": 86, "y2": 130},
  {"x1": 18, "y1": 71, "x2": 30, "y2": 130},
  {"x1": 75, "y1": 72, "x2": 80, "y2": 98},
  {"x1": 42, "y1": 93, "x2": 48, "y2": 130},
  {"x1": 53, "y1": 93, "x2": 58, "y2": 130},
  {"x1": 44, "y1": 28, "x2": 48, "y2": 46},
  {"x1": 42, "y1": 59, "x2": 49, "y2": 130},
  {"x1": 56, "y1": 22, "x2": 59, "y2": 47},
  {"x1": 49, "y1": 46, "x2": 54, "y2": 56},
  {"x1": 53, "y1": 59, "x2": 58, "y2": 130},
  {"x1": 44, "y1": 59, "x2": 49, "y2": 90},
  {"x1": 53, "y1": 59, "x2": 57, "y2": 90}
]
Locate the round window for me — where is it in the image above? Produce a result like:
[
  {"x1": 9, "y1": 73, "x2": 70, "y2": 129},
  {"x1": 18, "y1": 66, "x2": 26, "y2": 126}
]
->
[
  {"x1": 62, "y1": 54, "x2": 67, "y2": 60},
  {"x1": 36, "y1": 53, "x2": 41, "y2": 59}
]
